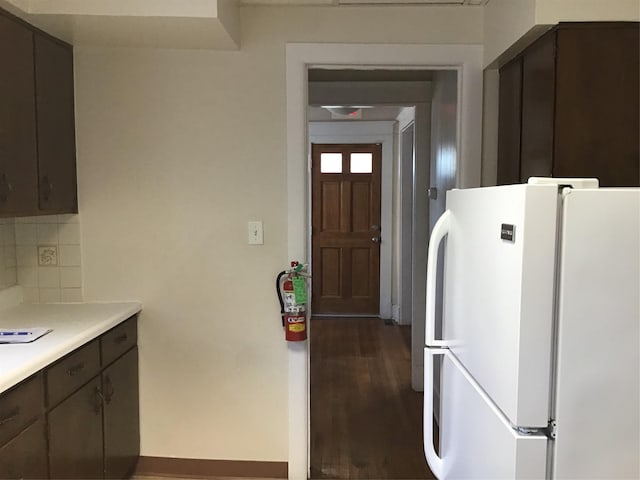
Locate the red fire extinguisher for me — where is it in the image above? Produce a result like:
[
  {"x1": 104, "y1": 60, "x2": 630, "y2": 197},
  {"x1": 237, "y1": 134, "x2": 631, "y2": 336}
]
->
[{"x1": 276, "y1": 261, "x2": 308, "y2": 342}]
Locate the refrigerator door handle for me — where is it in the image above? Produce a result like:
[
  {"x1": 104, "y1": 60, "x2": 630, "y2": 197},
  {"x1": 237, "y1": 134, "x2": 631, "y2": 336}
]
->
[
  {"x1": 426, "y1": 209, "x2": 451, "y2": 347},
  {"x1": 424, "y1": 347, "x2": 446, "y2": 479}
]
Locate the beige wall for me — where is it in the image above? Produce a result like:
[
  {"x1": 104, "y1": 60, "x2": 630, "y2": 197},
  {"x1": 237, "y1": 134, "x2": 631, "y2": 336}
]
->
[
  {"x1": 74, "y1": 5, "x2": 483, "y2": 462},
  {"x1": 484, "y1": 0, "x2": 537, "y2": 67},
  {"x1": 535, "y1": 0, "x2": 640, "y2": 24},
  {"x1": 484, "y1": 0, "x2": 639, "y2": 66},
  {"x1": 75, "y1": 46, "x2": 290, "y2": 460},
  {"x1": 481, "y1": 68, "x2": 499, "y2": 186}
]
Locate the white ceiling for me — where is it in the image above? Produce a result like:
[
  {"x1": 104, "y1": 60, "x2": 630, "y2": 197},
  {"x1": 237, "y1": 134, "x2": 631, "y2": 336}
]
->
[
  {"x1": 0, "y1": 0, "x2": 240, "y2": 49},
  {"x1": 242, "y1": 0, "x2": 488, "y2": 5},
  {"x1": 0, "y1": 0, "x2": 488, "y2": 50}
]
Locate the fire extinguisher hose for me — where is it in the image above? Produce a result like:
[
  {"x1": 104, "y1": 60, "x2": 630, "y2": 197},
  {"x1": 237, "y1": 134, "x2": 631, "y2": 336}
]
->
[{"x1": 276, "y1": 270, "x2": 287, "y2": 326}]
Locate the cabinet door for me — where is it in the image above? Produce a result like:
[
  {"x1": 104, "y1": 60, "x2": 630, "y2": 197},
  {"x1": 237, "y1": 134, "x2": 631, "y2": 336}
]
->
[
  {"x1": 520, "y1": 31, "x2": 556, "y2": 182},
  {"x1": 103, "y1": 347, "x2": 140, "y2": 479},
  {"x1": 497, "y1": 57, "x2": 523, "y2": 185},
  {"x1": 34, "y1": 32, "x2": 78, "y2": 213},
  {"x1": 554, "y1": 25, "x2": 639, "y2": 186},
  {"x1": 48, "y1": 377, "x2": 104, "y2": 479},
  {"x1": 0, "y1": 13, "x2": 39, "y2": 215},
  {"x1": 0, "y1": 419, "x2": 48, "y2": 479}
]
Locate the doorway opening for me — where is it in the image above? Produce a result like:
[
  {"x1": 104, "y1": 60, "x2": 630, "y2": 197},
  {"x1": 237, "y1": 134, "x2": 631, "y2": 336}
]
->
[
  {"x1": 284, "y1": 42, "x2": 483, "y2": 480},
  {"x1": 307, "y1": 68, "x2": 457, "y2": 479}
]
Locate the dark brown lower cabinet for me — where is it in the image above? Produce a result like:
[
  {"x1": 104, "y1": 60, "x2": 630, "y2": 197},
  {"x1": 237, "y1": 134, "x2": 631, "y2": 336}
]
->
[
  {"x1": 103, "y1": 347, "x2": 140, "y2": 479},
  {"x1": 48, "y1": 377, "x2": 104, "y2": 479},
  {"x1": 0, "y1": 316, "x2": 139, "y2": 480},
  {"x1": 0, "y1": 419, "x2": 48, "y2": 479}
]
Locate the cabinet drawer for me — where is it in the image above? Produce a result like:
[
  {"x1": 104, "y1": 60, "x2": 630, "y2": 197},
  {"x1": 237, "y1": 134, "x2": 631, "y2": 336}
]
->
[
  {"x1": 0, "y1": 373, "x2": 43, "y2": 448},
  {"x1": 101, "y1": 316, "x2": 137, "y2": 366},
  {"x1": 46, "y1": 340, "x2": 100, "y2": 407}
]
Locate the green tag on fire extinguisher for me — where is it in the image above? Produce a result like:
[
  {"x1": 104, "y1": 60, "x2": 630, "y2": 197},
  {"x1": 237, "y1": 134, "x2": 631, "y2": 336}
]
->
[{"x1": 292, "y1": 277, "x2": 307, "y2": 304}]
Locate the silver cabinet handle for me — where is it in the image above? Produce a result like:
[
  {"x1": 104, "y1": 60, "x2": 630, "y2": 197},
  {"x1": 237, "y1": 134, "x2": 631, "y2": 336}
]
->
[
  {"x1": 0, "y1": 407, "x2": 20, "y2": 427},
  {"x1": 0, "y1": 174, "x2": 10, "y2": 203},
  {"x1": 371, "y1": 237, "x2": 381, "y2": 243},
  {"x1": 41, "y1": 175, "x2": 54, "y2": 202},
  {"x1": 67, "y1": 362, "x2": 85, "y2": 377}
]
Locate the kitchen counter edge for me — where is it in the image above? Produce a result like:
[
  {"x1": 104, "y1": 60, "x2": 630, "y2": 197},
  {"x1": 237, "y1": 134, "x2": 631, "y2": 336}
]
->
[{"x1": 0, "y1": 301, "x2": 142, "y2": 395}]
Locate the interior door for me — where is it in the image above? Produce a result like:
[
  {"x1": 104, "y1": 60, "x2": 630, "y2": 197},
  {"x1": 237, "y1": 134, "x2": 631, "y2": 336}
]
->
[
  {"x1": 311, "y1": 143, "x2": 381, "y2": 315},
  {"x1": 426, "y1": 74, "x2": 459, "y2": 394}
]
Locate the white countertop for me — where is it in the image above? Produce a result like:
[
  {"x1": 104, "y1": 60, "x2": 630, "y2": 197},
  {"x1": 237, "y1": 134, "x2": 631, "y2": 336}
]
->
[{"x1": 0, "y1": 301, "x2": 142, "y2": 394}]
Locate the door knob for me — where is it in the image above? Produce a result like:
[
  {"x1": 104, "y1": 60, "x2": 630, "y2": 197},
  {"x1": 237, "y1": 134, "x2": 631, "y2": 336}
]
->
[{"x1": 371, "y1": 237, "x2": 381, "y2": 243}]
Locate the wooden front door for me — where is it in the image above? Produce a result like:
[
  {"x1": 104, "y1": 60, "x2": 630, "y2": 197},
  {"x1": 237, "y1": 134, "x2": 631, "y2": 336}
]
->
[{"x1": 312, "y1": 143, "x2": 382, "y2": 315}]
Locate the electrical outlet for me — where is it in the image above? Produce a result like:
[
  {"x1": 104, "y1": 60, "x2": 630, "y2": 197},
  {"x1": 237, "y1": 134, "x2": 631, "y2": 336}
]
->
[{"x1": 248, "y1": 221, "x2": 264, "y2": 245}]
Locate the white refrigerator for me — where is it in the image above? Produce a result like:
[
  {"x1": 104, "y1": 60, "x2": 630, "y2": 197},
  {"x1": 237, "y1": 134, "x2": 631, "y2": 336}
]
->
[{"x1": 423, "y1": 178, "x2": 640, "y2": 479}]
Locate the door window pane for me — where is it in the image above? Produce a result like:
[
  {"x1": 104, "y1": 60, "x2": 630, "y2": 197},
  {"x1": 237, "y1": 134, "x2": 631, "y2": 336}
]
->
[
  {"x1": 350, "y1": 153, "x2": 373, "y2": 173},
  {"x1": 320, "y1": 153, "x2": 342, "y2": 173}
]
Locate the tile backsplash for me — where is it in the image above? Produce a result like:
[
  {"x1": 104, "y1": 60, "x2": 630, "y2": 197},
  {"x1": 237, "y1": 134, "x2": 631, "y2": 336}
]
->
[
  {"x1": 14, "y1": 214, "x2": 83, "y2": 303},
  {"x1": 0, "y1": 219, "x2": 17, "y2": 290}
]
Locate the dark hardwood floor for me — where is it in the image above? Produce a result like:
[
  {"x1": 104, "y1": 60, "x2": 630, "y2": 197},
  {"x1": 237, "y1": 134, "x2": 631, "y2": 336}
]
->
[{"x1": 310, "y1": 317, "x2": 434, "y2": 480}]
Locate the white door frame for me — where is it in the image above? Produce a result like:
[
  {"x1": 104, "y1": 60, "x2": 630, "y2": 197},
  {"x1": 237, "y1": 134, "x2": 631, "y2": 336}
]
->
[
  {"x1": 309, "y1": 121, "x2": 394, "y2": 319},
  {"x1": 286, "y1": 43, "x2": 483, "y2": 480}
]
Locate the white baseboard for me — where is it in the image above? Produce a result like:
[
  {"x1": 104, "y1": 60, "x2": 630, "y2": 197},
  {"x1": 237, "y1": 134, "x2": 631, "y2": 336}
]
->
[{"x1": 391, "y1": 304, "x2": 400, "y2": 323}]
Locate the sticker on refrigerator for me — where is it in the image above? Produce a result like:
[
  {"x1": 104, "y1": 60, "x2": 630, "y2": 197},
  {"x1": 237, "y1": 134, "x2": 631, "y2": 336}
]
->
[{"x1": 501, "y1": 224, "x2": 515, "y2": 242}]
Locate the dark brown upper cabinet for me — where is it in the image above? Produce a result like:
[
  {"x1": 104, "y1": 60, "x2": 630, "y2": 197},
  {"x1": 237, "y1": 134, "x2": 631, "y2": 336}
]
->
[
  {"x1": 0, "y1": 14, "x2": 39, "y2": 215},
  {"x1": 35, "y1": 33, "x2": 78, "y2": 214},
  {"x1": 0, "y1": 9, "x2": 77, "y2": 217},
  {"x1": 497, "y1": 22, "x2": 640, "y2": 187},
  {"x1": 497, "y1": 57, "x2": 523, "y2": 185}
]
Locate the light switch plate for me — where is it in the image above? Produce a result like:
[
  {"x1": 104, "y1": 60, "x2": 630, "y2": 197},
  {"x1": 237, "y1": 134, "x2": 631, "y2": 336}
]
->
[{"x1": 248, "y1": 221, "x2": 264, "y2": 245}]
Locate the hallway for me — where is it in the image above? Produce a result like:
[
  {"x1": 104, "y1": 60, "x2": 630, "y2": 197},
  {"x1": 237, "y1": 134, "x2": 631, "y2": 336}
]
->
[{"x1": 310, "y1": 317, "x2": 434, "y2": 479}]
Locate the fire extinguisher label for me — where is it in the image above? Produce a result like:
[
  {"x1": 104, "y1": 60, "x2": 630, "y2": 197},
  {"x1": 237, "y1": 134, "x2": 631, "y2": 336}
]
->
[
  {"x1": 289, "y1": 324, "x2": 305, "y2": 333},
  {"x1": 292, "y1": 277, "x2": 307, "y2": 304}
]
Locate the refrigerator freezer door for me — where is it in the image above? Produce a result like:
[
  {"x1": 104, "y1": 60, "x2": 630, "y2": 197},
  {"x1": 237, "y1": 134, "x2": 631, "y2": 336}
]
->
[
  {"x1": 553, "y1": 189, "x2": 640, "y2": 479},
  {"x1": 430, "y1": 348, "x2": 548, "y2": 479},
  {"x1": 441, "y1": 184, "x2": 558, "y2": 427}
]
